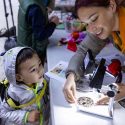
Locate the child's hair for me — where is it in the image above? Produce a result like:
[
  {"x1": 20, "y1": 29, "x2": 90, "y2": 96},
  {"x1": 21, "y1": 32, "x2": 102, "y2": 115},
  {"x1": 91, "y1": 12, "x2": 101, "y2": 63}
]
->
[{"x1": 16, "y1": 48, "x2": 37, "y2": 73}]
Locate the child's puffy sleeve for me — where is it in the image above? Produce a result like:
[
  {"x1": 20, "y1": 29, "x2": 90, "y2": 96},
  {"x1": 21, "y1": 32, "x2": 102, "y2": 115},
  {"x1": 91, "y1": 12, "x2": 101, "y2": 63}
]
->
[{"x1": 0, "y1": 99, "x2": 27, "y2": 125}]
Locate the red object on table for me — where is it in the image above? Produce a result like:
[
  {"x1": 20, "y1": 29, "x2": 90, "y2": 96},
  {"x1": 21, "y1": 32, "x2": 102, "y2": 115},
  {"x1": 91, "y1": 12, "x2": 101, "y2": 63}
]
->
[
  {"x1": 106, "y1": 59, "x2": 121, "y2": 77},
  {"x1": 67, "y1": 39, "x2": 77, "y2": 52}
]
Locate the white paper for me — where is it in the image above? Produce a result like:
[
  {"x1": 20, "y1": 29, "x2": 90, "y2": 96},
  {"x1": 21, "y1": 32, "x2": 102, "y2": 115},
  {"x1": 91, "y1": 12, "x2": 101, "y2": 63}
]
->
[
  {"x1": 45, "y1": 61, "x2": 68, "y2": 82},
  {"x1": 76, "y1": 91, "x2": 113, "y2": 118}
]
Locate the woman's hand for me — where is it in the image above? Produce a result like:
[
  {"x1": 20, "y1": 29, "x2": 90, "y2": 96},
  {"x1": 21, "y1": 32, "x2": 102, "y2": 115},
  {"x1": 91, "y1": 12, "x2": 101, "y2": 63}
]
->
[
  {"x1": 47, "y1": 7, "x2": 52, "y2": 13},
  {"x1": 96, "y1": 83, "x2": 125, "y2": 105},
  {"x1": 63, "y1": 73, "x2": 76, "y2": 103}
]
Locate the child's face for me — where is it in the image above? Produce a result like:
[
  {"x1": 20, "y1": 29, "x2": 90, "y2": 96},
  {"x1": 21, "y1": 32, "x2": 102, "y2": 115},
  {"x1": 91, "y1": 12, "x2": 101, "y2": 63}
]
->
[{"x1": 16, "y1": 54, "x2": 44, "y2": 85}]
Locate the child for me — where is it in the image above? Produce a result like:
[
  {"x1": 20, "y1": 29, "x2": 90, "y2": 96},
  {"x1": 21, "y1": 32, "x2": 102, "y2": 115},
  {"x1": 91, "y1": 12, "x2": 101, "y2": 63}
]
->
[
  {"x1": 43, "y1": 0, "x2": 55, "y2": 13},
  {"x1": 17, "y1": 0, "x2": 59, "y2": 63},
  {"x1": 0, "y1": 47, "x2": 49, "y2": 125}
]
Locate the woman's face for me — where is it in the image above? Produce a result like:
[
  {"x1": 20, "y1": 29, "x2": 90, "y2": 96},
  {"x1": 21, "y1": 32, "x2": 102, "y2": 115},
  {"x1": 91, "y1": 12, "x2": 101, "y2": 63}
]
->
[{"x1": 77, "y1": 5, "x2": 118, "y2": 39}]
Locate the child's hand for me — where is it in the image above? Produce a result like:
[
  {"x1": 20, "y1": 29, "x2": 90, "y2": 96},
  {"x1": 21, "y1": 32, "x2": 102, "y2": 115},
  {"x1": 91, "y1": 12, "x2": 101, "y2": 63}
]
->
[
  {"x1": 27, "y1": 110, "x2": 40, "y2": 123},
  {"x1": 50, "y1": 16, "x2": 59, "y2": 25},
  {"x1": 96, "y1": 96, "x2": 110, "y2": 105},
  {"x1": 47, "y1": 7, "x2": 52, "y2": 13}
]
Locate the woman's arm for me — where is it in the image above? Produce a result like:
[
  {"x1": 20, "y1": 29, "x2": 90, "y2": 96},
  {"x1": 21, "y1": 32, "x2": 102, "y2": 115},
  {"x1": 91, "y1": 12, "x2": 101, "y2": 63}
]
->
[
  {"x1": 63, "y1": 32, "x2": 108, "y2": 103},
  {"x1": 66, "y1": 32, "x2": 107, "y2": 81}
]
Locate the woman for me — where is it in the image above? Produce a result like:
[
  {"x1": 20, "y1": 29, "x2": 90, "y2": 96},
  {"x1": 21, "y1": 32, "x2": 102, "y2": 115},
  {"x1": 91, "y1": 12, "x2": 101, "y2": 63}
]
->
[{"x1": 63, "y1": 0, "x2": 125, "y2": 105}]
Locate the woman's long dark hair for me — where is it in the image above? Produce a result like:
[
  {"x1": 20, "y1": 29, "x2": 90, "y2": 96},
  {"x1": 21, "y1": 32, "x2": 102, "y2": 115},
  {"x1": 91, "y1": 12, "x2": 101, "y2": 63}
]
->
[
  {"x1": 75, "y1": 0, "x2": 125, "y2": 13},
  {"x1": 75, "y1": 0, "x2": 110, "y2": 17}
]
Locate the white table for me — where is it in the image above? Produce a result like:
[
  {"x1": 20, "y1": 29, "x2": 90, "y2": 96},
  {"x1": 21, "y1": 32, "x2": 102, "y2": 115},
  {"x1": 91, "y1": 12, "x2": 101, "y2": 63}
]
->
[
  {"x1": 55, "y1": 0, "x2": 75, "y2": 8},
  {"x1": 47, "y1": 29, "x2": 125, "y2": 125},
  {"x1": 55, "y1": 0, "x2": 75, "y2": 14}
]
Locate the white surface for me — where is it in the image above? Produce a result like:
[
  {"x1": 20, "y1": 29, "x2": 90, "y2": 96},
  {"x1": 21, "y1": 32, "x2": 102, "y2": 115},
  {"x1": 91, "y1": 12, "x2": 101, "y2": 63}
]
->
[
  {"x1": 45, "y1": 61, "x2": 68, "y2": 82},
  {"x1": 55, "y1": 0, "x2": 75, "y2": 7},
  {"x1": 49, "y1": 79, "x2": 125, "y2": 125},
  {"x1": 47, "y1": 29, "x2": 125, "y2": 125},
  {"x1": 76, "y1": 91, "x2": 113, "y2": 118},
  {"x1": 47, "y1": 29, "x2": 74, "y2": 70}
]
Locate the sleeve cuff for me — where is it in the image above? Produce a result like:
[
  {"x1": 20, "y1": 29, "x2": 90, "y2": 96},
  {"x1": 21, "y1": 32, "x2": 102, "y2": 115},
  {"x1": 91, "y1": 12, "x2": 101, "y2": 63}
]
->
[
  {"x1": 65, "y1": 70, "x2": 78, "y2": 81},
  {"x1": 23, "y1": 112, "x2": 30, "y2": 124},
  {"x1": 49, "y1": 22, "x2": 56, "y2": 27}
]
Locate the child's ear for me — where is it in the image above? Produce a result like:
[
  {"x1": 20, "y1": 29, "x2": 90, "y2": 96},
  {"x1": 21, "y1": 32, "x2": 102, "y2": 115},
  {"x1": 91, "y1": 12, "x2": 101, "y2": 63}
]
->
[
  {"x1": 109, "y1": 0, "x2": 117, "y2": 13},
  {"x1": 16, "y1": 74, "x2": 23, "y2": 82}
]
